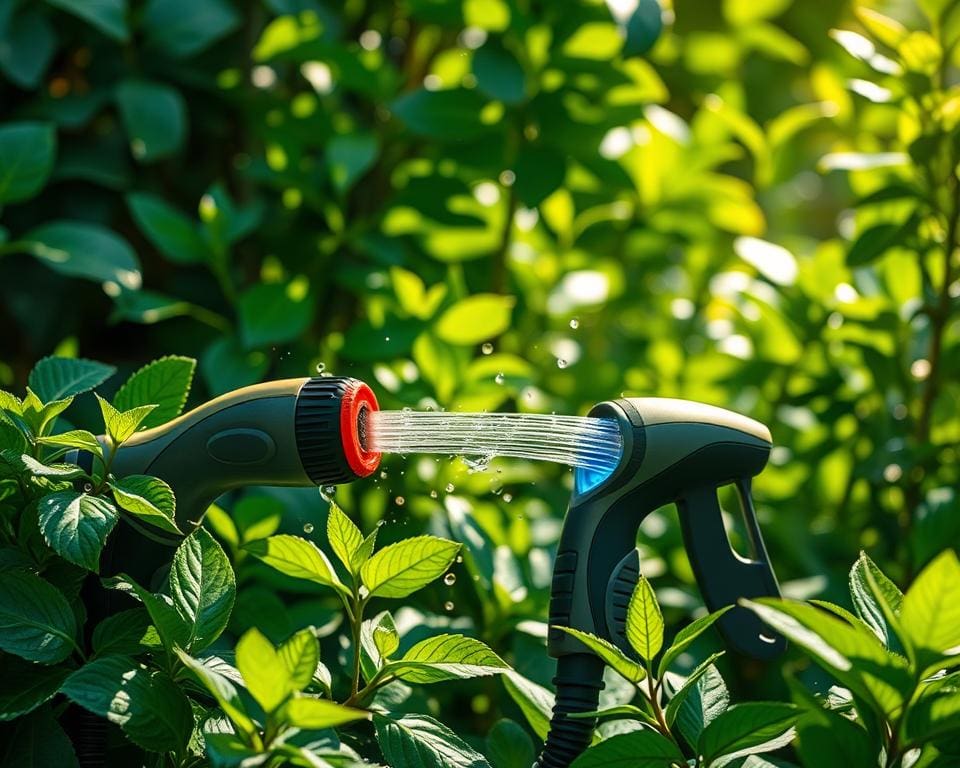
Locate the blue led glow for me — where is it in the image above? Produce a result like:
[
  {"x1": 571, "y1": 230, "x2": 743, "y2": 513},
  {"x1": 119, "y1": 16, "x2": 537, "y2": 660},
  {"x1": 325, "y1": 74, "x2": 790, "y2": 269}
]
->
[{"x1": 574, "y1": 451, "x2": 622, "y2": 495}]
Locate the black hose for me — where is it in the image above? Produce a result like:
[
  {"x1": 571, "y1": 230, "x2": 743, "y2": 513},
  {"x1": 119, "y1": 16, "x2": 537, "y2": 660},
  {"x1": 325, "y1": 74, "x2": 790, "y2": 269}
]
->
[{"x1": 534, "y1": 653, "x2": 605, "y2": 768}]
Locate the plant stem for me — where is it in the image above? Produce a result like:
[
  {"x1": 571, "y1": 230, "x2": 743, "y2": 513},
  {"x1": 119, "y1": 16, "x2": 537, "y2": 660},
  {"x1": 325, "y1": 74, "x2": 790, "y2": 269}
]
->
[{"x1": 349, "y1": 591, "x2": 366, "y2": 697}]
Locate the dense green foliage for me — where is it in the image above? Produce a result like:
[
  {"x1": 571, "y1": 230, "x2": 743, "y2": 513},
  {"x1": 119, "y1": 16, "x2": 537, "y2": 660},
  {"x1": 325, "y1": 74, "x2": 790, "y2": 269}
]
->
[{"x1": 2, "y1": 0, "x2": 960, "y2": 765}]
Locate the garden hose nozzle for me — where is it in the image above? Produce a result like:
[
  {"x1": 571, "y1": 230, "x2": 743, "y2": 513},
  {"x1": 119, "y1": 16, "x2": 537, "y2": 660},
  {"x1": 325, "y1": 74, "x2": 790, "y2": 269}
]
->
[{"x1": 537, "y1": 398, "x2": 785, "y2": 768}]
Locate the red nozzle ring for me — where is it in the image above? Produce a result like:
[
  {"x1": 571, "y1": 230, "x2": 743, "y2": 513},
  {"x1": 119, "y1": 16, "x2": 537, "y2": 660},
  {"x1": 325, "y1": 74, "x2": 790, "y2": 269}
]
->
[{"x1": 340, "y1": 381, "x2": 380, "y2": 477}]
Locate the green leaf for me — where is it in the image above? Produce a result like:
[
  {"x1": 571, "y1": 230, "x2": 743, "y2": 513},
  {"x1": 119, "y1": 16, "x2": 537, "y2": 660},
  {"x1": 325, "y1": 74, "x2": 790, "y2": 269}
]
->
[
  {"x1": 391, "y1": 88, "x2": 489, "y2": 140},
  {"x1": 21, "y1": 221, "x2": 142, "y2": 289},
  {"x1": 96, "y1": 394, "x2": 156, "y2": 445},
  {"x1": 281, "y1": 697, "x2": 370, "y2": 729},
  {"x1": 36, "y1": 429, "x2": 104, "y2": 456},
  {"x1": 473, "y1": 44, "x2": 525, "y2": 104},
  {"x1": 233, "y1": 495, "x2": 282, "y2": 544},
  {"x1": 62, "y1": 655, "x2": 192, "y2": 753},
  {"x1": 502, "y1": 671, "x2": 554, "y2": 740},
  {"x1": 0, "y1": 572, "x2": 77, "y2": 668},
  {"x1": 374, "y1": 712, "x2": 490, "y2": 768},
  {"x1": 327, "y1": 501, "x2": 364, "y2": 574},
  {"x1": 556, "y1": 626, "x2": 645, "y2": 683},
  {"x1": 0, "y1": 122, "x2": 56, "y2": 204},
  {"x1": 236, "y1": 627, "x2": 292, "y2": 713},
  {"x1": 2, "y1": 706, "x2": 78, "y2": 767},
  {"x1": 143, "y1": 0, "x2": 240, "y2": 58},
  {"x1": 113, "y1": 356, "x2": 195, "y2": 429},
  {"x1": 847, "y1": 223, "x2": 904, "y2": 267},
  {"x1": 28, "y1": 356, "x2": 115, "y2": 402},
  {"x1": 486, "y1": 719, "x2": 535, "y2": 768},
  {"x1": 741, "y1": 598, "x2": 912, "y2": 718},
  {"x1": 626, "y1": 576, "x2": 663, "y2": 663},
  {"x1": 658, "y1": 607, "x2": 730, "y2": 677},
  {"x1": 237, "y1": 281, "x2": 314, "y2": 349},
  {"x1": 0, "y1": 9, "x2": 56, "y2": 89},
  {"x1": 19, "y1": 454, "x2": 85, "y2": 479},
  {"x1": 115, "y1": 79, "x2": 187, "y2": 162},
  {"x1": 102, "y1": 574, "x2": 191, "y2": 652},
  {"x1": 170, "y1": 527, "x2": 236, "y2": 651},
  {"x1": 245, "y1": 535, "x2": 347, "y2": 595},
  {"x1": 674, "y1": 663, "x2": 729, "y2": 751},
  {"x1": 175, "y1": 648, "x2": 258, "y2": 742},
  {"x1": 434, "y1": 295, "x2": 515, "y2": 346},
  {"x1": 849, "y1": 551, "x2": 903, "y2": 646},
  {"x1": 38, "y1": 491, "x2": 118, "y2": 571},
  {"x1": 795, "y1": 704, "x2": 876, "y2": 768},
  {"x1": 623, "y1": 0, "x2": 664, "y2": 57},
  {"x1": 664, "y1": 651, "x2": 726, "y2": 727},
  {"x1": 327, "y1": 133, "x2": 378, "y2": 193},
  {"x1": 111, "y1": 475, "x2": 180, "y2": 535},
  {"x1": 0, "y1": 654, "x2": 70, "y2": 720},
  {"x1": 127, "y1": 193, "x2": 209, "y2": 264},
  {"x1": 360, "y1": 610, "x2": 398, "y2": 681},
  {"x1": 901, "y1": 550, "x2": 960, "y2": 668},
  {"x1": 278, "y1": 627, "x2": 320, "y2": 693},
  {"x1": 361, "y1": 535, "x2": 460, "y2": 598},
  {"x1": 201, "y1": 336, "x2": 270, "y2": 396},
  {"x1": 387, "y1": 634, "x2": 508, "y2": 684},
  {"x1": 904, "y1": 674, "x2": 960, "y2": 743},
  {"x1": 569, "y1": 728, "x2": 684, "y2": 767},
  {"x1": 698, "y1": 702, "x2": 798, "y2": 767},
  {"x1": 513, "y1": 146, "x2": 566, "y2": 208},
  {"x1": 46, "y1": 0, "x2": 128, "y2": 41},
  {"x1": 91, "y1": 608, "x2": 154, "y2": 656},
  {"x1": 202, "y1": 733, "x2": 266, "y2": 767}
]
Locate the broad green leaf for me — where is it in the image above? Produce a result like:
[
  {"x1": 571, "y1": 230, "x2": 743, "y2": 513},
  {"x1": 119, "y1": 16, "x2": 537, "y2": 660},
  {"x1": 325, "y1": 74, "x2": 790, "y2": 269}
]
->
[
  {"x1": 624, "y1": 0, "x2": 664, "y2": 57},
  {"x1": 849, "y1": 551, "x2": 903, "y2": 646},
  {"x1": 903, "y1": 675, "x2": 960, "y2": 743},
  {"x1": 127, "y1": 194, "x2": 210, "y2": 264},
  {"x1": 102, "y1": 574, "x2": 191, "y2": 652},
  {"x1": 96, "y1": 394, "x2": 156, "y2": 445},
  {"x1": 281, "y1": 697, "x2": 370, "y2": 729},
  {"x1": 0, "y1": 10, "x2": 56, "y2": 90},
  {"x1": 795, "y1": 704, "x2": 876, "y2": 768},
  {"x1": 568, "y1": 704, "x2": 659, "y2": 728},
  {"x1": 374, "y1": 712, "x2": 490, "y2": 768},
  {"x1": 201, "y1": 336, "x2": 270, "y2": 395},
  {"x1": 21, "y1": 221, "x2": 142, "y2": 289},
  {"x1": 170, "y1": 527, "x2": 236, "y2": 650},
  {"x1": 391, "y1": 88, "x2": 489, "y2": 140},
  {"x1": 143, "y1": 0, "x2": 240, "y2": 58},
  {"x1": 626, "y1": 576, "x2": 663, "y2": 663},
  {"x1": 2, "y1": 707, "x2": 78, "y2": 767},
  {"x1": 111, "y1": 475, "x2": 180, "y2": 535},
  {"x1": 847, "y1": 222, "x2": 906, "y2": 267},
  {"x1": 664, "y1": 651, "x2": 726, "y2": 728},
  {"x1": 514, "y1": 146, "x2": 566, "y2": 208},
  {"x1": 237, "y1": 281, "x2": 314, "y2": 349},
  {"x1": 327, "y1": 133, "x2": 378, "y2": 193},
  {"x1": 741, "y1": 598, "x2": 912, "y2": 718},
  {"x1": 278, "y1": 628, "x2": 320, "y2": 693},
  {"x1": 373, "y1": 618, "x2": 400, "y2": 660},
  {"x1": 568, "y1": 728, "x2": 684, "y2": 767},
  {"x1": 28, "y1": 356, "x2": 115, "y2": 402},
  {"x1": 502, "y1": 671, "x2": 554, "y2": 740},
  {"x1": 485, "y1": 719, "x2": 535, "y2": 768},
  {"x1": 473, "y1": 44, "x2": 525, "y2": 104},
  {"x1": 175, "y1": 649, "x2": 258, "y2": 741},
  {"x1": 360, "y1": 611, "x2": 399, "y2": 682},
  {"x1": 556, "y1": 626, "x2": 646, "y2": 683},
  {"x1": 698, "y1": 702, "x2": 798, "y2": 766},
  {"x1": 19, "y1": 454, "x2": 85, "y2": 479},
  {"x1": 388, "y1": 634, "x2": 508, "y2": 684},
  {"x1": 435, "y1": 295, "x2": 515, "y2": 345},
  {"x1": 361, "y1": 535, "x2": 460, "y2": 598},
  {"x1": 37, "y1": 491, "x2": 118, "y2": 571},
  {"x1": 233, "y1": 495, "x2": 282, "y2": 544},
  {"x1": 36, "y1": 429, "x2": 103, "y2": 455},
  {"x1": 115, "y1": 79, "x2": 186, "y2": 161},
  {"x1": 675, "y1": 664, "x2": 729, "y2": 751},
  {"x1": 0, "y1": 122, "x2": 56, "y2": 204},
  {"x1": 0, "y1": 653, "x2": 70, "y2": 720},
  {"x1": 245, "y1": 535, "x2": 347, "y2": 595},
  {"x1": 901, "y1": 550, "x2": 960, "y2": 668},
  {"x1": 203, "y1": 733, "x2": 266, "y2": 767},
  {"x1": 236, "y1": 627, "x2": 293, "y2": 713},
  {"x1": 112, "y1": 355, "x2": 196, "y2": 427},
  {"x1": 658, "y1": 607, "x2": 730, "y2": 677},
  {"x1": 46, "y1": 0, "x2": 128, "y2": 41},
  {"x1": 722, "y1": 0, "x2": 791, "y2": 26},
  {"x1": 91, "y1": 608, "x2": 153, "y2": 656},
  {"x1": 327, "y1": 501, "x2": 364, "y2": 574},
  {"x1": 62, "y1": 655, "x2": 192, "y2": 752},
  {"x1": 0, "y1": 571, "x2": 77, "y2": 664}
]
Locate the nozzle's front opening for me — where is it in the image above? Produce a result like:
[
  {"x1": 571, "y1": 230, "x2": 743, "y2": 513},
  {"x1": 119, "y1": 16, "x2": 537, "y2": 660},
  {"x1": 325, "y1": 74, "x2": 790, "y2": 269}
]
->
[{"x1": 340, "y1": 381, "x2": 380, "y2": 477}]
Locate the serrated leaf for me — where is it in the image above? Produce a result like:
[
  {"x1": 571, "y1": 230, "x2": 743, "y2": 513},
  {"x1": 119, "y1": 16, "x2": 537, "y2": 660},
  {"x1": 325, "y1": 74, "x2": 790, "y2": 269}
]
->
[
  {"x1": 556, "y1": 626, "x2": 646, "y2": 683},
  {"x1": 245, "y1": 535, "x2": 347, "y2": 595},
  {"x1": 795, "y1": 703, "x2": 876, "y2": 768},
  {"x1": 626, "y1": 576, "x2": 663, "y2": 663},
  {"x1": 169, "y1": 528, "x2": 236, "y2": 651},
  {"x1": 901, "y1": 550, "x2": 960, "y2": 670},
  {"x1": 0, "y1": 653, "x2": 70, "y2": 720},
  {"x1": 36, "y1": 429, "x2": 103, "y2": 455},
  {"x1": 352, "y1": 528, "x2": 378, "y2": 572},
  {"x1": 27, "y1": 356, "x2": 115, "y2": 402},
  {"x1": 568, "y1": 728, "x2": 684, "y2": 767},
  {"x1": 112, "y1": 356, "x2": 196, "y2": 429},
  {"x1": 62, "y1": 656, "x2": 192, "y2": 753},
  {"x1": 387, "y1": 634, "x2": 508, "y2": 684},
  {"x1": 96, "y1": 394, "x2": 156, "y2": 445},
  {"x1": 658, "y1": 608, "x2": 731, "y2": 677},
  {"x1": 664, "y1": 651, "x2": 726, "y2": 728},
  {"x1": 698, "y1": 702, "x2": 798, "y2": 767},
  {"x1": 502, "y1": 671, "x2": 554, "y2": 740},
  {"x1": 361, "y1": 535, "x2": 460, "y2": 598},
  {"x1": 327, "y1": 501, "x2": 364, "y2": 574},
  {"x1": 849, "y1": 551, "x2": 903, "y2": 646},
  {"x1": 91, "y1": 608, "x2": 154, "y2": 657},
  {"x1": 374, "y1": 712, "x2": 490, "y2": 768},
  {"x1": 175, "y1": 649, "x2": 258, "y2": 742},
  {"x1": 675, "y1": 664, "x2": 729, "y2": 751},
  {"x1": 278, "y1": 628, "x2": 320, "y2": 694},
  {"x1": 281, "y1": 697, "x2": 370, "y2": 729},
  {"x1": 37, "y1": 491, "x2": 118, "y2": 571},
  {"x1": 103, "y1": 573, "x2": 191, "y2": 652},
  {"x1": 19, "y1": 454, "x2": 85, "y2": 479},
  {"x1": 903, "y1": 674, "x2": 960, "y2": 743},
  {"x1": 360, "y1": 611, "x2": 398, "y2": 682},
  {"x1": 111, "y1": 474, "x2": 180, "y2": 534},
  {"x1": 236, "y1": 627, "x2": 292, "y2": 714}
]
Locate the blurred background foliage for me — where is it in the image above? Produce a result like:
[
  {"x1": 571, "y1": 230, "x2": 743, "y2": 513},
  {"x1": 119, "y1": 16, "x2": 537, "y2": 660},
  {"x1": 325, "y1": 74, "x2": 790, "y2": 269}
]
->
[{"x1": 2, "y1": 0, "x2": 960, "y2": 746}]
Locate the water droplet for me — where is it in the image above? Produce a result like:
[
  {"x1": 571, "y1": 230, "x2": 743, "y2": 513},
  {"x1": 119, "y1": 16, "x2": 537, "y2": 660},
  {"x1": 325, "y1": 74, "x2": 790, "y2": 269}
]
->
[
  {"x1": 82, "y1": 482, "x2": 93, "y2": 493},
  {"x1": 481, "y1": 342, "x2": 493, "y2": 355},
  {"x1": 445, "y1": 483, "x2": 455, "y2": 493},
  {"x1": 569, "y1": 318, "x2": 579, "y2": 329},
  {"x1": 430, "y1": 489, "x2": 438, "y2": 498},
  {"x1": 385, "y1": 336, "x2": 391, "y2": 342},
  {"x1": 557, "y1": 358, "x2": 568, "y2": 369},
  {"x1": 320, "y1": 485, "x2": 337, "y2": 501},
  {"x1": 303, "y1": 522, "x2": 314, "y2": 533},
  {"x1": 380, "y1": 470, "x2": 388, "y2": 479},
  {"x1": 495, "y1": 372, "x2": 504, "y2": 385},
  {"x1": 502, "y1": 493, "x2": 513, "y2": 503},
  {"x1": 395, "y1": 496, "x2": 405, "y2": 506},
  {"x1": 456, "y1": 555, "x2": 463, "y2": 563},
  {"x1": 444, "y1": 601, "x2": 455, "y2": 612},
  {"x1": 443, "y1": 573, "x2": 456, "y2": 586},
  {"x1": 316, "y1": 362, "x2": 325, "y2": 374}
]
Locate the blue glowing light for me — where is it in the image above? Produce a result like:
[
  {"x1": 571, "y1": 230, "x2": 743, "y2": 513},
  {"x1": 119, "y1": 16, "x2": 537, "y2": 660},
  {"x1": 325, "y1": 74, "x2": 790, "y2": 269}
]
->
[{"x1": 574, "y1": 454, "x2": 621, "y2": 495}]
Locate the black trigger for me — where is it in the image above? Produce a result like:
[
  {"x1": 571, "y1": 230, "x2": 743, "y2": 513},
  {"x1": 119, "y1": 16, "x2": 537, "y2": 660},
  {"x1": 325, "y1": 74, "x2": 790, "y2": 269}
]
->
[{"x1": 605, "y1": 549, "x2": 640, "y2": 655}]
